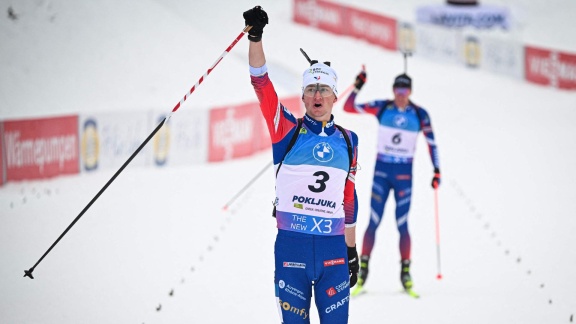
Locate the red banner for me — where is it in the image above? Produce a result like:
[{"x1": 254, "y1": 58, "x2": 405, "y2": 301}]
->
[
  {"x1": 347, "y1": 7, "x2": 397, "y2": 51},
  {"x1": 209, "y1": 96, "x2": 305, "y2": 161},
  {"x1": 208, "y1": 102, "x2": 260, "y2": 162},
  {"x1": 525, "y1": 46, "x2": 576, "y2": 90},
  {"x1": 3, "y1": 116, "x2": 79, "y2": 181},
  {"x1": 293, "y1": 0, "x2": 397, "y2": 51},
  {"x1": 293, "y1": 0, "x2": 346, "y2": 35},
  {"x1": 0, "y1": 122, "x2": 4, "y2": 186}
]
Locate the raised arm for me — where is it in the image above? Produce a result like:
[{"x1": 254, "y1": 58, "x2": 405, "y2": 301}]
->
[
  {"x1": 342, "y1": 69, "x2": 384, "y2": 116},
  {"x1": 249, "y1": 40, "x2": 266, "y2": 68}
]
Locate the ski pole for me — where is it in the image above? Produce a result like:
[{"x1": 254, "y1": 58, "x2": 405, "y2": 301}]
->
[
  {"x1": 434, "y1": 187, "x2": 442, "y2": 279},
  {"x1": 24, "y1": 25, "x2": 253, "y2": 280},
  {"x1": 401, "y1": 50, "x2": 412, "y2": 74},
  {"x1": 402, "y1": 51, "x2": 412, "y2": 73},
  {"x1": 338, "y1": 83, "x2": 355, "y2": 99},
  {"x1": 222, "y1": 160, "x2": 273, "y2": 211}
]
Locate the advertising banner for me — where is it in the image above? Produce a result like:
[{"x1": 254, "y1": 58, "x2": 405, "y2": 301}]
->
[
  {"x1": 416, "y1": 4, "x2": 511, "y2": 29},
  {"x1": 78, "y1": 111, "x2": 150, "y2": 172},
  {"x1": 293, "y1": 0, "x2": 346, "y2": 35},
  {"x1": 415, "y1": 23, "x2": 461, "y2": 63},
  {"x1": 461, "y1": 32, "x2": 524, "y2": 79},
  {"x1": 348, "y1": 7, "x2": 397, "y2": 51},
  {"x1": 4, "y1": 115, "x2": 79, "y2": 181},
  {"x1": 208, "y1": 102, "x2": 260, "y2": 162},
  {"x1": 149, "y1": 109, "x2": 209, "y2": 167},
  {"x1": 525, "y1": 46, "x2": 576, "y2": 90},
  {"x1": 0, "y1": 122, "x2": 4, "y2": 186},
  {"x1": 209, "y1": 96, "x2": 304, "y2": 161}
]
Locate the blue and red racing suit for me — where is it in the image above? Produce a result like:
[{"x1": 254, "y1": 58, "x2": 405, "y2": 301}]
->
[
  {"x1": 251, "y1": 64, "x2": 359, "y2": 324},
  {"x1": 344, "y1": 92, "x2": 439, "y2": 261}
]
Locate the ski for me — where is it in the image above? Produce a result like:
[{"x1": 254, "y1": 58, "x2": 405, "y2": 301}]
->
[
  {"x1": 404, "y1": 288, "x2": 420, "y2": 299},
  {"x1": 351, "y1": 284, "x2": 366, "y2": 297},
  {"x1": 351, "y1": 285, "x2": 419, "y2": 298}
]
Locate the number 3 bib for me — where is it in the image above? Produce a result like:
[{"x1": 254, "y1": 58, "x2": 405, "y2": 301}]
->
[{"x1": 275, "y1": 129, "x2": 350, "y2": 236}]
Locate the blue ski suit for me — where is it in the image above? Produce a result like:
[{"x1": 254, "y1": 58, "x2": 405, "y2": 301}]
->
[{"x1": 251, "y1": 64, "x2": 359, "y2": 323}]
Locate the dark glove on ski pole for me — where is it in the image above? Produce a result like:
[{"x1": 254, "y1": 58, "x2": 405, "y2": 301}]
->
[
  {"x1": 354, "y1": 71, "x2": 367, "y2": 91},
  {"x1": 243, "y1": 6, "x2": 268, "y2": 42},
  {"x1": 348, "y1": 245, "x2": 359, "y2": 287},
  {"x1": 431, "y1": 168, "x2": 441, "y2": 188}
]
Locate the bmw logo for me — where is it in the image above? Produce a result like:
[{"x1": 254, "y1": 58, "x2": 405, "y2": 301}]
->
[
  {"x1": 394, "y1": 115, "x2": 407, "y2": 128},
  {"x1": 313, "y1": 142, "x2": 334, "y2": 162}
]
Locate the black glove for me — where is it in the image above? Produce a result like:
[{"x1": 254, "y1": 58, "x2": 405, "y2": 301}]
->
[
  {"x1": 431, "y1": 167, "x2": 441, "y2": 189},
  {"x1": 243, "y1": 6, "x2": 269, "y2": 42},
  {"x1": 354, "y1": 71, "x2": 367, "y2": 91},
  {"x1": 347, "y1": 245, "x2": 359, "y2": 287}
]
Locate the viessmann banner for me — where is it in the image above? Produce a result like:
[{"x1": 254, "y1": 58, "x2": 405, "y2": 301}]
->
[
  {"x1": 293, "y1": 0, "x2": 397, "y2": 51},
  {"x1": 524, "y1": 46, "x2": 576, "y2": 90},
  {"x1": 208, "y1": 96, "x2": 303, "y2": 162}
]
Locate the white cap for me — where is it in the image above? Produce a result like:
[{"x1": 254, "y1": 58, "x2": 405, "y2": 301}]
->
[{"x1": 302, "y1": 63, "x2": 338, "y2": 96}]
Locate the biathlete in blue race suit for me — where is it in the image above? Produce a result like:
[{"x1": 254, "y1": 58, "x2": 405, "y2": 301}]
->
[
  {"x1": 343, "y1": 69, "x2": 441, "y2": 293},
  {"x1": 244, "y1": 6, "x2": 360, "y2": 324}
]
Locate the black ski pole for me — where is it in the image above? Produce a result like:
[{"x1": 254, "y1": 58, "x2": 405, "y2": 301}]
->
[
  {"x1": 300, "y1": 48, "x2": 314, "y2": 64},
  {"x1": 24, "y1": 25, "x2": 253, "y2": 279},
  {"x1": 299, "y1": 48, "x2": 331, "y2": 66},
  {"x1": 222, "y1": 160, "x2": 273, "y2": 211},
  {"x1": 24, "y1": 119, "x2": 165, "y2": 279}
]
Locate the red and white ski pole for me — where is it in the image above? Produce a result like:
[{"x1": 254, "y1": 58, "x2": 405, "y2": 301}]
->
[
  {"x1": 336, "y1": 64, "x2": 365, "y2": 107},
  {"x1": 23, "y1": 25, "x2": 253, "y2": 280},
  {"x1": 434, "y1": 187, "x2": 443, "y2": 279},
  {"x1": 167, "y1": 25, "x2": 252, "y2": 121}
]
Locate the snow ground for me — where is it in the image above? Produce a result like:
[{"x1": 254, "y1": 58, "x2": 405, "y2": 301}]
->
[{"x1": 1, "y1": 0, "x2": 575, "y2": 323}]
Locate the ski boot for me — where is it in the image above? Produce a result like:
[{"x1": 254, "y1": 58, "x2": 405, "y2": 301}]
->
[
  {"x1": 351, "y1": 255, "x2": 370, "y2": 296},
  {"x1": 400, "y1": 259, "x2": 413, "y2": 290},
  {"x1": 401, "y1": 259, "x2": 419, "y2": 298}
]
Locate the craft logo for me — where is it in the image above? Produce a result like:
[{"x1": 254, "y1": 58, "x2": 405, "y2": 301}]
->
[
  {"x1": 313, "y1": 142, "x2": 334, "y2": 162},
  {"x1": 325, "y1": 295, "x2": 350, "y2": 314},
  {"x1": 324, "y1": 258, "x2": 345, "y2": 267},
  {"x1": 326, "y1": 287, "x2": 337, "y2": 297},
  {"x1": 81, "y1": 119, "x2": 99, "y2": 171}
]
